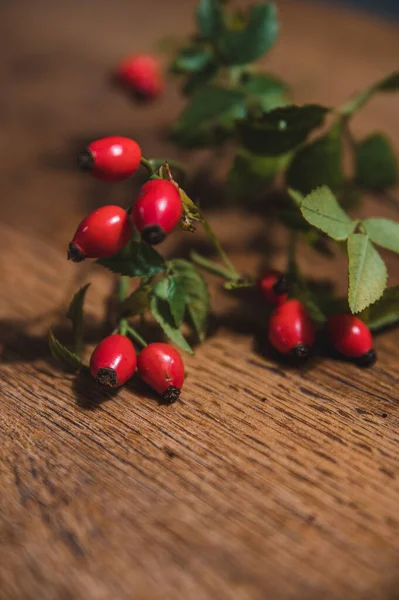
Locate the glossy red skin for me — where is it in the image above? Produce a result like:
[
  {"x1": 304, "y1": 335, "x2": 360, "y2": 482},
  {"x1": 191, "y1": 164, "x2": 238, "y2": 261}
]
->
[
  {"x1": 88, "y1": 136, "x2": 142, "y2": 182},
  {"x1": 137, "y1": 343, "x2": 184, "y2": 397},
  {"x1": 269, "y1": 299, "x2": 316, "y2": 354},
  {"x1": 258, "y1": 271, "x2": 288, "y2": 306},
  {"x1": 327, "y1": 314, "x2": 373, "y2": 358},
  {"x1": 117, "y1": 54, "x2": 164, "y2": 98},
  {"x1": 90, "y1": 335, "x2": 137, "y2": 387},
  {"x1": 132, "y1": 179, "x2": 182, "y2": 236},
  {"x1": 70, "y1": 205, "x2": 132, "y2": 259}
]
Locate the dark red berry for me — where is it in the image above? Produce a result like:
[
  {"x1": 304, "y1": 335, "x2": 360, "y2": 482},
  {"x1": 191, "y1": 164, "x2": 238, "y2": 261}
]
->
[
  {"x1": 137, "y1": 343, "x2": 185, "y2": 403},
  {"x1": 269, "y1": 299, "x2": 316, "y2": 358},
  {"x1": 90, "y1": 334, "x2": 137, "y2": 388},
  {"x1": 131, "y1": 179, "x2": 182, "y2": 245},
  {"x1": 258, "y1": 271, "x2": 288, "y2": 306},
  {"x1": 78, "y1": 136, "x2": 142, "y2": 182},
  {"x1": 68, "y1": 205, "x2": 132, "y2": 262},
  {"x1": 116, "y1": 54, "x2": 164, "y2": 99},
  {"x1": 327, "y1": 314, "x2": 375, "y2": 365}
]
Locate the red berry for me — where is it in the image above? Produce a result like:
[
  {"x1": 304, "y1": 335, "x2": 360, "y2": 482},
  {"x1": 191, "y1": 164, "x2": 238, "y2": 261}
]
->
[
  {"x1": 269, "y1": 299, "x2": 316, "y2": 358},
  {"x1": 68, "y1": 205, "x2": 132, "y2": 262},
  {"x1": 258, "y1": 271, "x2": 288, "y2": 306},
  {"x1": 137, "y1": 343, "x2": 185, "y2": 403},
  {"x1": 117, "y1": 54, "x2": 164, "y2": 99},
  {"x1": 78, "y1": 136, "x2": 142, "y2": 182},
  {"x1": 327, "y1": 314, "x2": 375, "y2": 365},
  {"x1": 90, "y1": 335, "x2": 137, "y2": 388},
  {"x1": 132, "y1": 179, "x2": 182, "y2": 245}
]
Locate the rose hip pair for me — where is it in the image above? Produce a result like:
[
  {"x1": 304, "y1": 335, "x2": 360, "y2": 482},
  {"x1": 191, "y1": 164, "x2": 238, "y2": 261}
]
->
[
  {"x1": 90, "y1": 335, "x2": 185, "y2": 402},
  {"x1": 260, "y1": 271, "x2": 375, "y2": 364}
]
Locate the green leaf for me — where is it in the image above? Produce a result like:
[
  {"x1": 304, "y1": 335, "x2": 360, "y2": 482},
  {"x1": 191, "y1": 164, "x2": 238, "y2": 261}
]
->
[
  {"x1": 48, "y1": 329, "x2": 83, "y2": 370},
  {"x1": 191, "y1": 250, "x2": 234, "y2": 280},
  {"x1": 150, "y1": 279, "x2": 194, "y2": 354},
  {"x1": 237, "y1": 104, "x2": 329, "y2": 156},
  {"x1": 66, "y1": 284, "x2": 90, "y2": 357},
  {"x1": 120, "y1": 284, "x2": 151, "y2": 317},
  {"x1": 362, "y1": 218, "x2": 399, "y2": 254},
  {"x1": 182, "y1": 62, "x2": 219, "y2": 96},
  {"x1": 172, "y1": 46, "x2": 212, "y2": 73},
  {"x1": 242, "y1": 72, "x2": 289, "y2": 111},
  {"x1": 196, "y1": 0, "x2": 224, "y2": 40},
  {"x1": 300, "y1": 186, "x2": 356, "y2": 241},
  {"x1": 355, "y1": 133, "x2": 397, "y2": 189},
  {"x1": 97, "y1": 241, "x2": 165, "y2": 278},
  {"x1": 220, "y1": 2, "x2": 278, "y2": 66},
  {"x1": 175, "y1": 85, "x2": 246, "y2": 131},
  {"x1": 228, "y1": 148, "x2": 289, "y2": 199},
  {"x1": 167, "y1": 259, "x2": 210, "y2": 341},
  {"x1": 347, "y1": 233, "x2": 387, "y2": 313},
  {"x1": 364, "y1": 286, "x2": 399, "y2": 331},
  {"x1": 286, "y1": 123, "x2": 343, "y2": 195},
  {"x1": 339, "y1": 71, "x2": 399, "y2": 116}
]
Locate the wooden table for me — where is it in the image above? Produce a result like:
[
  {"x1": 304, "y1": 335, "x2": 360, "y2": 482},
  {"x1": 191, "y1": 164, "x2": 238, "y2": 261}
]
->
[{"x1": 1, "y1": 1, "x2": 398, "y2": 598}]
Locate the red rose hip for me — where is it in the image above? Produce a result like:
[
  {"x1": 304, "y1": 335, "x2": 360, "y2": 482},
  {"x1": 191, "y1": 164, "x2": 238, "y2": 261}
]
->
[
  {"x1": 90, "y1": 334, "x2": 137, "y2": 388},
  {"x1": 132, "y1": 179, "x2": 182, "y2": 245},
  {"x1": 137, "y1": 343, "x2": 185, "y2": 403},
  {"x1": 78, "y1": 136, "x2": 142, "y2": 182},
  {"x1": 68, "y1": 205, "x2": 132, "y2": 262},
  {"x1": 327, "y1": 314, "x2": 375, "y2": 365},
  {"x1": 258, "y1": 271, "x2": 288, "y2": 306},
  {"x1": 269, "y1": 299, "x2": 316, "y2": 358},
  {"x1": 117, "y1": 54, "x2": 164, "y2": 99}
]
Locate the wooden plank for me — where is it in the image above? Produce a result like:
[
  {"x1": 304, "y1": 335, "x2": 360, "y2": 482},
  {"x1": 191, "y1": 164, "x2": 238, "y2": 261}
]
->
[{"x1": 0, "y1": 1, "x2": 398, "y2": 599}]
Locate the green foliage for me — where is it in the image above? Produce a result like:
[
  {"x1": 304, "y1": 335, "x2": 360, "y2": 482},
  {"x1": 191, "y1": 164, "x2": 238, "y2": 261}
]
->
[
  {"x1": 120, "y1": 284, "x2": 151, "y2": 317},
  {"x1": 228, "y1": 148, "x2": 289, "y2": 199},
  {"x1": 97, "y1": 241, "x2": 165, "y2": 278},
  {"x1": 183, "y1": 63, "x2": 219, "y2": 96},
  {"x1": 242, "y1": 72, "x2": 289, "y2": 111},
  {"x1": 347, "y1": 233, "x2": 387, "y2": 313},
  {"x1": 361, "y1": 218, "x2": 399, "y2": 254},
  {"x1": 300, "y1": 186, "x2": 355, "y2": 241},
  {"x1": 48, "y1": 329, "x2": 83, "y2": 371},
  {"x1": 364, "y1": 286, "x2": 399, "y2": 331},
  {"x1": 237, "y1": 104, "x2": 329, "y2": 155},
  {"x1": 172, "y1": 47, "x2": 212, "y2": 73},
  {"x1": 355, "y1": 133, "x2": 397, "y2": 189},
  {"x1": 339, "y1": 70, "x2": 399, "y2": 117},
  {"x1": 220, "y1": 2, "x2": 278, "y2": 66},
  {"x1": 196, "y1": 0, "x2": 224, "y2": 40},
  {"x1": 150, "y1": 279, "x2": 194, "y2": 354},
  {"x1": 66, "y1": 284, "x2": 90, "y2": 357},
  {"x1": 286, "y1": 123, "x2": 343, "y2": 195}
]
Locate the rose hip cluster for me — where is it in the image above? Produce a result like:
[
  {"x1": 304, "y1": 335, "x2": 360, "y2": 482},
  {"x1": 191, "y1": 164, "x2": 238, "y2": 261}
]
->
[
  {"x1": 258, "y1": 271, "x2": 376, "y2": 365},
  {"x1": 68, "y1": 135, "x2": 185, "y2": 402}
]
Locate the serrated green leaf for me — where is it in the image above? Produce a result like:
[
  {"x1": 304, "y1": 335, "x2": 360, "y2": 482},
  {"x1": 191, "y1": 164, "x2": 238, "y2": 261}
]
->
[
  {"x1": 172, "y1": 46, "x2": 212, "y2": 73},
  {"x1": 286, "y1": 123, "x2": 343, "y2": 195},
  {"x1": 151, "y1": 279, "x2": 194, "y2": 354},
  {"x1": 228, "y1": 148, "x2": 289, "y2": 199},
  {"x1": 175, "y1": 85, "x2": 246, "y2": 131},
  {"x1": 66, "y1": 284, "x2": 90, "y2": 357},
  {"x1": 196, "y1": 0, "x2": 224, "y2": 40},
  {"x1": 364, "y1": 285, "x2": 399, "y2": 331},
  {"x1": 362, "y1": 218, "x2": 399, "y2": 254},
  {"x1": 355, "y1": 133, "x2": 397, "y2": 189},
  {"x1": 120, "y1": 284, "x2": 151, "y2": 317},
  {"x1": 300, "y1": 186, "x2": 356, "y2": 241},
  {"x1": 48, "y1": 329, "x2": 83, "y2": 370},
  {"x1": 347, "y1": 233, "x2": 387, "y2": 313},
  {"x1": 339, "y1": 70, "x2": 399, "y2": 117},
  {"x1": 97, "y1": 241, "x2": 165, "y2": 278},
  {"x1": 168, "y1": 259, "x2": 210, "y2": 341},
  {"x1": 237, "y1": 104, "x2": 329, "y2": 156},
  {"x1": 220, "y1": 2, "x2": 278, "y2": 66}
]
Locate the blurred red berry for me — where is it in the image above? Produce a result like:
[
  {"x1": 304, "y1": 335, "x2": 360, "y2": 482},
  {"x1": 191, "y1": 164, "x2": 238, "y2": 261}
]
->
[
  {"x1": 90, "y1": 335, "x2": 137, "y2": 388},
  {"x1": 117, "y1": 54, "x2": 164, "y2": 99},
  {"x1": 137, "y1": 343, "x2": 185, "y2": 403},
  {"x1": 269, "y1": 299, "x2": 316, "y2": 358},
  {"x1": 78, "y1": 136, "x2": 142, "y2": 182},
  {"x1": 132, "y1": 179, "x2": 182, "y2": 245},
  {"x1": 68, "y1": 205, "x2": 132, "y2": 262},
  {"x1": 327, "y1": 314, "x2": 375, "y2": 365},
  {"x1": 258, "y1": 271, "x2": 288, "y2": 306}
]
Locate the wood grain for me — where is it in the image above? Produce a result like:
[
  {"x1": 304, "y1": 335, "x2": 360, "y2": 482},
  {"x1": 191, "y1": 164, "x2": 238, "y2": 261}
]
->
[{"x1": 0, "y1": 1, "x2": 398, "y2": 599}]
